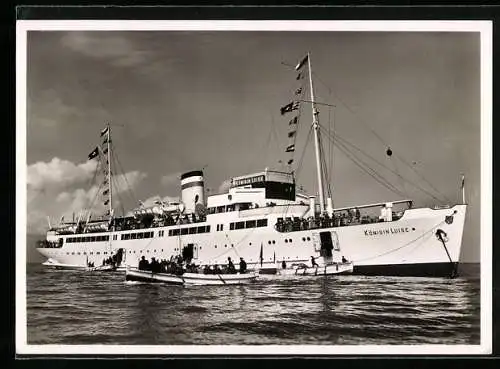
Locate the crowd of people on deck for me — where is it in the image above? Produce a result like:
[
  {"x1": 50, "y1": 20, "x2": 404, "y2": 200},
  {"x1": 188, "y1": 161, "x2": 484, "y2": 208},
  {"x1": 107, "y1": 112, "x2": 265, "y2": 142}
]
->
[
  {"x1": 137, "y1": 255, "x2": 247, "y2": 276},
  {"x1": 275, "y1": 205, "x2": 406, "y2": 233}
]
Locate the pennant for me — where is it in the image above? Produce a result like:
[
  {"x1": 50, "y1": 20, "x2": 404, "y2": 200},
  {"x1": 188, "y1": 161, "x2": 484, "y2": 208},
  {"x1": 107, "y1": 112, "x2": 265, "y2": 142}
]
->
[
  {"x1": 103, "y1": 147, "x2": 108, "y2": 154},
  {"x1": 295, "y1": 54, "x2": 309, "y2": 71},
  {"x1": 100, "y1": 127, "x2": 109, "y2": 137},
  {"x1": 461, "y1": 175, "x2": 465, "y2": 189},
  {"x1": 88, "y1": 147, "x2": 99, "y2": 160},
  {"x1": 295, "y1": 87, "x2": 303, "y2": 95},
  {"x1": 280, "y1": 101, "x2": 300, "y2": 115},
  {"x1": 288, "y1": 130, "x2": 296, "y2": 138},
  {"x1": 296, "y1": 72, "x2": 304, "y2": 80},
  {"x1": 104, "y1": 199, "x2": 110, "y2": 205},
  {"x1": 286, "y1": 144, "x2": 295, "y2": 152},
  {"x1": 289, "y1": 116, "x2": 298, "y2": 125},
  {"x1": 103, "y1": 189, "x2": 109, "y2": 196},
  {"x1": 287, "y1": 159, "x2": 294, "y2": 165}
]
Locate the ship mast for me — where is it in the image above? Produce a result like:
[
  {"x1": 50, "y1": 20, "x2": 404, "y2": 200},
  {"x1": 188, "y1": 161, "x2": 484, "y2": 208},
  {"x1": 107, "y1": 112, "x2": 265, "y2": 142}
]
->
[
  {"x1": 306, "y1": 53, "x2": 326, "y2": 215},
  {"x1": 107, "y1": 124, "x2": 113, "y2": 216}
]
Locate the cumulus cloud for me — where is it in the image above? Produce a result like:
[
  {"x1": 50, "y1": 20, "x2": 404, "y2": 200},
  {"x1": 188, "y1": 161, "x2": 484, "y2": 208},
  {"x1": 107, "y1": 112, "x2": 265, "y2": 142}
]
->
[
  {"x1": 26, "y1": 157, "x2": 147, "y2": 234},
  {"x1": 60, "y1": 32, "x2": 151, "y2": 68},
  {"x1": 28, "y1": 157, "x2": 98, "y2": 192}
]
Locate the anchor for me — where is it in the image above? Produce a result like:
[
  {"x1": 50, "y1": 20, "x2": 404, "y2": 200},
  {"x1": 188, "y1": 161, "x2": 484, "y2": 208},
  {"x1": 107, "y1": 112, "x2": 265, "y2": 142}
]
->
[{"x1": 435, "y1": 229, "x2": 458, "y2": 279}]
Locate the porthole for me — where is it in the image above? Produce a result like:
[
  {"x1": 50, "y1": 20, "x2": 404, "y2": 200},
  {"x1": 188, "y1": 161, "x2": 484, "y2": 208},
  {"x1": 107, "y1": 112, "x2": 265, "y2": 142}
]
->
[
  {"x1": 285, "y1": 239, "x2": 288, "y2": 243},
  {"x1": 154, "y1": 250, "x2": 157, "y2": 252},
  {"x1": 268, "y1": 241, "x2": 271, "y2": 244},
  {"x1": 272, "y1": 240, "x2": 276, "y2": 244},
  {"x1": 302, "y1": 237, "x2": 306, "y2": 241},
  {"x1": 289, "y1": 239, "x2": 292, "y2": 243},
  {"x1": 307, "y1": 237, "x2": 311, "y2": 241},
  {"x1": 225, "y1": 244, "x2": 227, "y2": 248},
  {"x1": 146, "y1": 250, "x2": 149, "y2": 253},
  {"x1": 215, "y1": 245, "x2": 217, "y2": 249},
  {"x1": 249, "y1": 242, "x2": 252, "y2": 246}
]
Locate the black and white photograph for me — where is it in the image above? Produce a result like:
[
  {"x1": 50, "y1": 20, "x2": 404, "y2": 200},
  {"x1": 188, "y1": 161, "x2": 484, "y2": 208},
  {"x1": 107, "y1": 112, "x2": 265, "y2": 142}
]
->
[{"x1": 16, "y1": 20, "x2": 491, "y2": 355}]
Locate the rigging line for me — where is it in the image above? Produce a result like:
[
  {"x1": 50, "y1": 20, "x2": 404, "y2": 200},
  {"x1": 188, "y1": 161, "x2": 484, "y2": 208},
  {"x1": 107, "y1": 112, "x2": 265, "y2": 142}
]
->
[
  {"x1": 112, "y1": 143, "x2": 140, "y2": 207},
  {"x1": 328, "y1": 129, "x2": 407, "y2": 197},
  {"x1": 312, "y1": 70, "x2": 450, "y2": 203},
  {"x1": 332, "y1": 137, "x2": 407, "y2": 198},
  {"x1": 317, "y1": 124, "x2": 403, "y2": 195},
  {"x1": 328, "y1": 132, "x2": 405, "y2": 198},
  {"x1": 294, "y1": 125, "x2": 314, "y2": 181},
  {"x1": 319, "y1": 125, "x2": 445, "y2": 203},
  {"x1": 394, "y1": 153, "x2": 452, "y2": 204}
]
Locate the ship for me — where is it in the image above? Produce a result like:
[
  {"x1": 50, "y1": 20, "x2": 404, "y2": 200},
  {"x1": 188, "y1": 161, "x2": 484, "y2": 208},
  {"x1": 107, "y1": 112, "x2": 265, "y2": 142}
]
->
[{"x1": 35, "y1": 53, "x2": 467, "y2": 278}]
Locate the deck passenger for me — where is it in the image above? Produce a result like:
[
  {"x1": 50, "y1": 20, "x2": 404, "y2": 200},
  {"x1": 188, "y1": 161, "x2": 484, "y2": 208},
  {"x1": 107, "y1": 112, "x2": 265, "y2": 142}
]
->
[
  {"x1": 342, "y1": 256, "x2": 348, "y2": 263},
  {"x1": 239, "y1": 258, "x2": 247, "y2": 274},
  {"x1": 282, "y1": 260, "x2": 287, "y2": 269}
]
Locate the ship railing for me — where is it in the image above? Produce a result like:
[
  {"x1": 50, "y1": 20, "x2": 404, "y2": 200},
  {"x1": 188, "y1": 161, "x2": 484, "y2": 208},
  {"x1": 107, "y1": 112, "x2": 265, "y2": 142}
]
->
[{"x1": 274, "y1": 211, "x2": 405, "y2": 233}]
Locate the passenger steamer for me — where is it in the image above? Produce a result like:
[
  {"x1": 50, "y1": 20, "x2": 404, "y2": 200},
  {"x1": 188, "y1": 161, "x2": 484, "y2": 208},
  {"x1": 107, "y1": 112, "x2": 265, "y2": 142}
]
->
[{"x1": 36, "y1": 53, "x2": 467, "y2": 277}]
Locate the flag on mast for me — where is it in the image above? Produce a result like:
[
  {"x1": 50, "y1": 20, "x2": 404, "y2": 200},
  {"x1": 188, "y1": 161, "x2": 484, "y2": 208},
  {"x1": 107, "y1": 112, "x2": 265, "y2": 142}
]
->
[
  {"x1": 461, "y1": 174, "x2": 465, "y2": 189},
  {"x1": 88, "y1": 147, "x2": 99, "y2": 160},
  {"x1": 295, "y1": 54, "x2": 309, "y2": 70},
  {"x1": 101, "y1": 127, "x2": 109, "y2": 137}
]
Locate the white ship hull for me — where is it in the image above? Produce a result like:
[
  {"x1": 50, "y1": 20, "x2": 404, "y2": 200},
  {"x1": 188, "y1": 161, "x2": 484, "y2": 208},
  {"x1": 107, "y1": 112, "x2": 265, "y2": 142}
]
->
[{"x1": 36, "y1": 204, "x2": 466, "y2": 277}]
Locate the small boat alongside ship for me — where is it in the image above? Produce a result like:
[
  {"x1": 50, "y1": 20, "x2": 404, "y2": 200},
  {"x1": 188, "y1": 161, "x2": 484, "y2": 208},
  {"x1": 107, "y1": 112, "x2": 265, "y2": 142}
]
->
[
  {"x1": 277, "y1": 261, "x2": 354, "y2": 276},
  {"x1": 125, "y1": 266, "x2": 259, "y2": 285},
  {"x1": 35, "y1": 52, "x2": 468, "y2": 278}
]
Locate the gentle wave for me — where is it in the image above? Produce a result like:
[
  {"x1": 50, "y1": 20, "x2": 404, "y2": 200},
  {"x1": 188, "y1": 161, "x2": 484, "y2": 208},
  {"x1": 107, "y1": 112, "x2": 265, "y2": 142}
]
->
[{"x1": 26, "y1": 263, "x2": 480, "y2": 345}]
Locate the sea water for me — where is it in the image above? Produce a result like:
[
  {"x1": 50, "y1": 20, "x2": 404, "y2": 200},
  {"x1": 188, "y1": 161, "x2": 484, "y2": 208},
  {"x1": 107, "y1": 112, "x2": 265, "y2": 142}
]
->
[{"x1": 26, "y1": 263, "x2": 480, "y2": 345}]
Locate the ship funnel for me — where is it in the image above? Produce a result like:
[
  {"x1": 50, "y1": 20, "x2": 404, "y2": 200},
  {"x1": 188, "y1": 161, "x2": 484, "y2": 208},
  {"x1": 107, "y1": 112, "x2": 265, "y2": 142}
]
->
[{"x1": 180, "y1": 170, "x2": 205, "y2": 214}]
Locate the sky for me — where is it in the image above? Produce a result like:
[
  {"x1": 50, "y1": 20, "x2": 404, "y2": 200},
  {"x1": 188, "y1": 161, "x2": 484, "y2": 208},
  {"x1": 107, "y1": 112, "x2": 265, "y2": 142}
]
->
[{"x1": 25, "y1": 29, "x2": 481, "y2": 262}]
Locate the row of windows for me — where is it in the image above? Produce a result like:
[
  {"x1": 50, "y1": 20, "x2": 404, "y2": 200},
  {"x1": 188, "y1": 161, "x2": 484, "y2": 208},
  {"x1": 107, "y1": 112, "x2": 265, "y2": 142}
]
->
[
  {"x1": 229, "y1": 218, "x2": 268, "y2": 230},
  {"x1": 168, "y1": 225, "x2": 211, "y2": 237},
  {"x1": 121, "y1": 231, "x2": 154, "y2": 241},
  {"x1": 66, "y1": 235, "x2": 110, "y2": 243},
  {"x1": 64, "y1": 219, "x2": 271, "y2": 243}
]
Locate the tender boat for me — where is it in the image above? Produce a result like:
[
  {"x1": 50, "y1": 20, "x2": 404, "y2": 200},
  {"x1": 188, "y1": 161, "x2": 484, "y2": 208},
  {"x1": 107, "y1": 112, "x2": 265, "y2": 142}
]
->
[
  {"x1": 125, "y1": 266, "x2": 259, "y2": 285},
  {"x1": 277, "y1": 261, "x2": 354, "y2": 276}
]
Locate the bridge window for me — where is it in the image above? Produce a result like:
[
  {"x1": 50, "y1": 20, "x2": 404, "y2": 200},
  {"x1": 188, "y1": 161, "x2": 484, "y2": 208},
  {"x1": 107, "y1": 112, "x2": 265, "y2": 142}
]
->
[
  {"x1": 235, "y1": 222, "x2": 245, "y2": 230},
  {"x1": 216, "y1": 206, "x2": 225, "y2": 213},
  {"x1": 181, "y1": 228, "x2": 189, "y2": 235},
  {"x1": 189, "y1": 227, "x2": 197, "y2": 235},
  {"x1": 230, "y1": 223, "x2": 235, "y2": 230},
  {"x1": 131, "y1": 233, "x2": 137, "y2": 240}
]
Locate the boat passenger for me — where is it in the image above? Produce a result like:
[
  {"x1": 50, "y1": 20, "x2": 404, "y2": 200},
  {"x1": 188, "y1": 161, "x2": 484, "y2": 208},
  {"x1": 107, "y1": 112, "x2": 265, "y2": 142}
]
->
[
  {"x1": 311, "y1": 256, "x2": 319, "y2": 268},
  {"x1": 282, "y1": 260, "x2": 287, "y2": 269},
  {"x1": 239, "y1": 257, "x2": 247, "y2": 274},
  {"x1": 227, "y1": 257, "x2": 236, "y2": 273},
  {"x1": 342, "y1": 256, "x2": 348, "y2": 263},
  {"x1": 138, "y1": 256, "x2": 148, "y2": 270}
]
